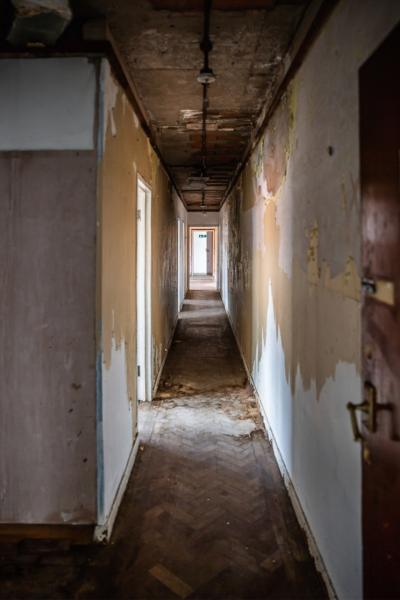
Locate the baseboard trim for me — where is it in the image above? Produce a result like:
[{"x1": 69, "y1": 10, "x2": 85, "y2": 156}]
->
[
  {"x1": 94, "y1": 434, "x2": 140, "y2": 543},
  {"x1": 223, "y1": 302, "x2": 337, "y2": 600},
  {"x1": 152, "y1": 313, "x2": 180, "y2": 398},
  {"x1": 0, "y1": 524, "x2": 94, "y2": 544},
  {"x1": 94, "y1": 309, "x2": 180, "y2": 540},
  {"x1": 256, "y1": 399, "x2": 337, "y2": 600}
]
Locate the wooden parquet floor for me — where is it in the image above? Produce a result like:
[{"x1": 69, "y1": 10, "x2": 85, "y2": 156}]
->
[{"x1": 0, "y1": 291, "x2": 327, "y2": 599}]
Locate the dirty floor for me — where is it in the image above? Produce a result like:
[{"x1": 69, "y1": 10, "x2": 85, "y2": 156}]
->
[
  {"x1": 189, "y1": 275, "x2": 217, "y2": 291},
  {"x1": 0, "y1": 291, "x2": 327, "y2": 599}
]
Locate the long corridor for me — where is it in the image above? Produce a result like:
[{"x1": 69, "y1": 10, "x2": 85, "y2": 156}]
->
[
  {"x1": 1, "y1": 4, "x2": 399, "y2": 598},
  {"x1": 0, "y1": 291, "x2": 326, "y2": 599}
]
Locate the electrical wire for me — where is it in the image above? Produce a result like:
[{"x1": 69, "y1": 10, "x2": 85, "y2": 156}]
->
[{"x1": 199, "y1": 0, "x2": 213, "y2": 208}]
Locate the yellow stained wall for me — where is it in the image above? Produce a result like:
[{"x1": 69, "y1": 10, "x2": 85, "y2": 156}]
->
[
  {"x1": 98, "y1": 60, "x2": 185, "y2": 519},
  {"x1": 222, "y1": 93, "x2": 360, "y2": 396},
  {"x1": 220, "y1": 2, "x2": 400, "y2": 599}
]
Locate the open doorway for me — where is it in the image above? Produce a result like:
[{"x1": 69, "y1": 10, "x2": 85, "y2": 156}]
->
[
  {"x1": 189, "y1": 226, "x2": 218, "y2": 291},
  {"x1": 136, "y1": 177, "x2": 152, "y2": 402}
]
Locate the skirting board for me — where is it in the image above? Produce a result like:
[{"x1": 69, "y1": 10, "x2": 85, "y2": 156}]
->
[
  {"x1": 0, "y1": 523, "x2": 94, "y2": 544},
  {"x1": 256, "y1": 396, "x2": 337, "y2": 600},
  {"x1": 152, "y1": 313, "x2": 180, "y2": 397},
  {"x1": 223, "y1": 302, "x2": 337, "y2": 600},
  {"x1": 94, "y1": 434, "x2": 140, "y2": 543}
]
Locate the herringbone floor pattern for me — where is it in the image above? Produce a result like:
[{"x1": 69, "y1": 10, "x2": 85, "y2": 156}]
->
[{"x1": 0, "y1": 291, "x2": 327, "y2": 599}]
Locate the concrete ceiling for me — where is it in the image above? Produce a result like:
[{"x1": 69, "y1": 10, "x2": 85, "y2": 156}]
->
[{"x1": 76, "y1": 0, "x2": 310, "y2": 210}]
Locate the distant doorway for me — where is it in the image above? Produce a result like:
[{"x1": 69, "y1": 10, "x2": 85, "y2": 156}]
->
[
  {"x1": 136, "y1": 177, "x2": 152, "y2": 402},
  {"x1": 189, "y1": 226, "x2": 218, "y2": 290}
]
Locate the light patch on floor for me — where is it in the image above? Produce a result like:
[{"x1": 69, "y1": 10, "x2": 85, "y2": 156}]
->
[
  {"x1": 189, "y1": 275, "x2": 217, "y2": 290},
  {"x1": 149, "y1": 564, "x2": 193, "y2": 599},
  {"x1": 0, "y1": 290, "x2": 327, "y2": 600}
]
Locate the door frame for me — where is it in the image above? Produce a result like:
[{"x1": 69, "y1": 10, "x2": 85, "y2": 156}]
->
[
  {"x1": 189, "y1": 226, "x2": 219, "y2": 281},
  {"x1": 191, "y1": 228, "x2": 210, "y2": 275},
  {"x1": 136, "y1": 176, "x2": 152, "y2": 402},
  {"x1": 177, "y1": 217, "x2": 185, "y2": 311}
]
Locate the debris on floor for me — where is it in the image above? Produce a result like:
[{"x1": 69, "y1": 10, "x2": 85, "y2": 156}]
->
[{"x1": 0, "y1": 291, "x2": 326, "y2": 599}]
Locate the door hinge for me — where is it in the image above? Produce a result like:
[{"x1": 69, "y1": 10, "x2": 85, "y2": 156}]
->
[
  {"x1": 137, "y1": 365, "x2": 141, "y2": 377},
  {"x1": 137, "y1": 209, "x2": 142, "y2": 221}
]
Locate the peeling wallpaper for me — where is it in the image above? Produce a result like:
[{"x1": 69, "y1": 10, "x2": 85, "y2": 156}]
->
[{"x1": 220, "y1": 2, "x2": 400, "y2": 598}]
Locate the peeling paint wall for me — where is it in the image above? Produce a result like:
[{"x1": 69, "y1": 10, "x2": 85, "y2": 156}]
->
[
  {"x1": 98, "y1": 60, "x2": 187, "y2": 521},
  {"x1": 151, "y1": 174, "x2": 186, "y2": 386},
  {"x1": 0, "y1": 55, "x2": 186, "y2": 528},
  {"x1": 220, "y1": 2, "x2": 400, "y2": 598}
]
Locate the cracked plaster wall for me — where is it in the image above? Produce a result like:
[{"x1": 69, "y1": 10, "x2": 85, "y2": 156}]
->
[{"x1": 220, "y1": 2, "x2": 400, "y2": 598}]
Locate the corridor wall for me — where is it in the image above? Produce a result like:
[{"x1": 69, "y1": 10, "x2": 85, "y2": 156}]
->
[
  {"x1": 0, "y1": 58, "x2": 98, "y2": 526},
  {"x1": 90, "y1": 59, "x2": 188, "y2": 534},
  {"x1": 0, "y1": 56, "x2": 187, "y2": 535},
  {"x1": 219, "y1": 2, "x2": 400, "y2": 598}
]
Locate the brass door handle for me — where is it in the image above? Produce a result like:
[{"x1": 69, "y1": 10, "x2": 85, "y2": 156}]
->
[
  {"x1": 347, "y1": 382, "x2": 376, "y2": 441},
  {"x1": 347, "y1": 382, "x2": 391, "y2": 442}
]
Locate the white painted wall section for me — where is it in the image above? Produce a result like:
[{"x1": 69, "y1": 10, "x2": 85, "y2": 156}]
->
[
  {"x1": 0, "y1": 58, "x2": 96, "y2": 150},
  {"x1": 252, "y1": 282, "x2": 362, "y2": 599},
  {"x1": 101, "y1": 340, "x2": 134, "y2": 519}
]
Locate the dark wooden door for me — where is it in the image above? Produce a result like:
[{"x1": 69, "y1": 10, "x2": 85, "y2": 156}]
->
[{"x1": 360, "y1": 24, "x2": 400, "y2": 600}]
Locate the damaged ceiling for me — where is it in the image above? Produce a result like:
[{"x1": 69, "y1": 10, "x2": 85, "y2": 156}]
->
[
  {"x1": 4, "y1": 0, "x2": 311, "y2": 210},
  {"x1": 74, "y1": 0, "x2": 310, "y2": 210}
]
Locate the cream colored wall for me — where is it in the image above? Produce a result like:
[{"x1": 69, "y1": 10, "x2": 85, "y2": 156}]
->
[
  {"x1": 98, "y1": 60, "x2": 186, "y2": 522},
  {"x1": 151, "y1": 179, "x2": 185, "y2": 383},
  {"x1": 220, "y1": 2, "x2": 400, "y2": 598}
]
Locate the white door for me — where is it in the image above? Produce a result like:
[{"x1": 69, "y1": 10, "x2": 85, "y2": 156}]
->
[
  {"x1": 206, "y1": 230, "x2": 213, "y2": 275},
  {"x1": 136, "y1": 179, "x2": 152, "y2": 402},
  {"x1": 177, "y1": 218, "x2": 185, "y2": 309},
  {"x1": 193, "y1": 230, "x2": 208, "y2": 274}
]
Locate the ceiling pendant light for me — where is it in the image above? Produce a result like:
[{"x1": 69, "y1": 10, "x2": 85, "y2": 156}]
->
[
  {"x1": 200, "y1": 185, "x2": 207, "y2": 214},
  {"x1": 197, "y1": 66, "x2": 216, "y2": 85},
  {"x1": 197, "y1": 0, "x2": 214, "y2": 212}
]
